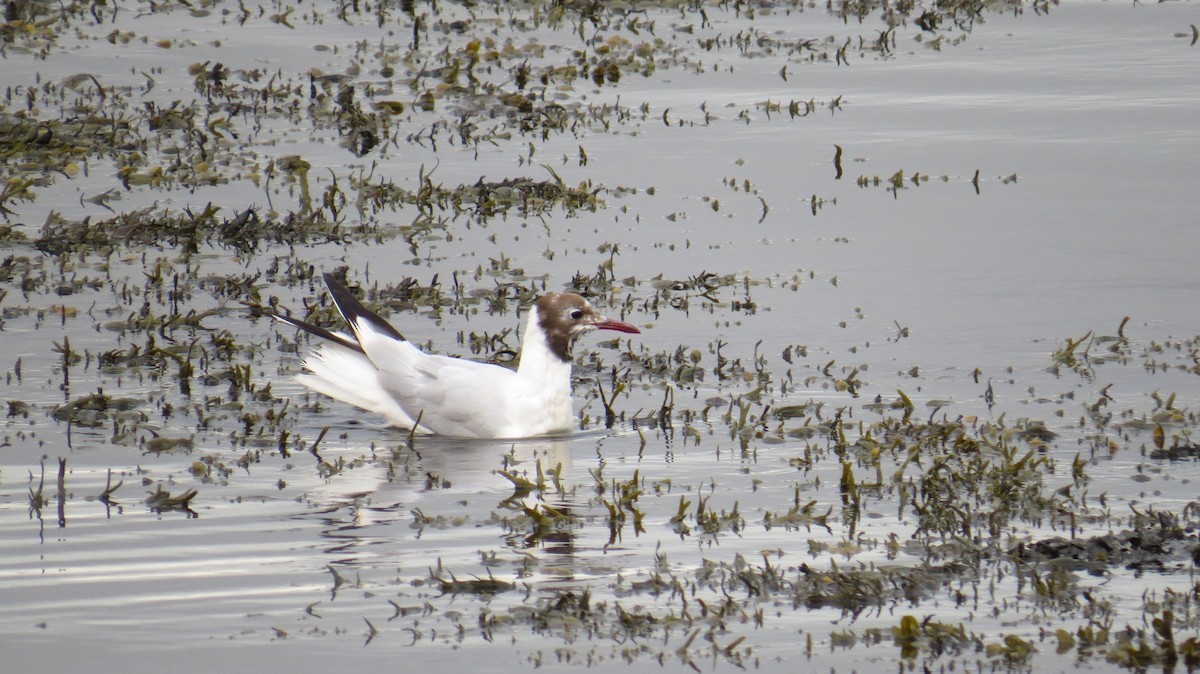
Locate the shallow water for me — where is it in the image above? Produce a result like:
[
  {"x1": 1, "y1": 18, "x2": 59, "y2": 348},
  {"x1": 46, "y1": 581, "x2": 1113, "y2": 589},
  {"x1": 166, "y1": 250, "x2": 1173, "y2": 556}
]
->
[{"x1": 2, "y1": 1, "x2": 1200, "y2": 671}]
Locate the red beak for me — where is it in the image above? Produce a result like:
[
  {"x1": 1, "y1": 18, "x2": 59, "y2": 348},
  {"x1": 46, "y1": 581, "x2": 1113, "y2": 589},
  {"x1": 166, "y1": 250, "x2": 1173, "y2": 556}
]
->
[{"x1": 593, "y1": 318, "x2": 640, "y2": 334}]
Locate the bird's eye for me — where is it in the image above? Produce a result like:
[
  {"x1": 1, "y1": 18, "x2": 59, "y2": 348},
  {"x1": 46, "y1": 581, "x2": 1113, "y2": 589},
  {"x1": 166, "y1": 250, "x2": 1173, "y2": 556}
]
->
[{"x1": 569, "y1": 309, "x2": 584, "y2": 320}]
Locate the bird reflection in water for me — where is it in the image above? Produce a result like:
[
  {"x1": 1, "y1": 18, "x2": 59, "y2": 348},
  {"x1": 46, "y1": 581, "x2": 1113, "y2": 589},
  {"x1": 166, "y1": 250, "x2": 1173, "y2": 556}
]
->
[{"x1": 300, "y1": 434, "x2": 583, "y2": 566}]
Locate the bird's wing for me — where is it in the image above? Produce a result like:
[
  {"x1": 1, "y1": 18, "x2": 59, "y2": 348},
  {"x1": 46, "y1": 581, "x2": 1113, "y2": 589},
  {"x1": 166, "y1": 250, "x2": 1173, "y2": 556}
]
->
[
  {"x1": 355, "y1": 325, "x2": 519, "y2": 438},
  {"x1": 324, "y1": 273, "x2": 406, "y2": 342},
  {"x1": 272, "y1": 312, "x2": 362, "y2": 353}
]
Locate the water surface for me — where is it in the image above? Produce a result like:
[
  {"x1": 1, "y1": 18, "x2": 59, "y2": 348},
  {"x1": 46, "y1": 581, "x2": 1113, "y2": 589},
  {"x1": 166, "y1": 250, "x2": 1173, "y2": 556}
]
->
[{"x1": 2, "y1": 1, "x2": 1199, "y2": 671}]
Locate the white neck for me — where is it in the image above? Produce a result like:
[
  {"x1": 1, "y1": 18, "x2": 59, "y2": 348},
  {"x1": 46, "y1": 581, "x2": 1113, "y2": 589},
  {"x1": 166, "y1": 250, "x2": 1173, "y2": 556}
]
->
[{"x1": 516, "y1": 306, "x2": 574, "y2": 391}]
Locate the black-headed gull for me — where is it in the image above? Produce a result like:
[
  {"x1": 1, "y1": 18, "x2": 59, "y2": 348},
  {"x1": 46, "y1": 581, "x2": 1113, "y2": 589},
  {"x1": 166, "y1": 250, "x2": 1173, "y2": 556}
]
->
[{"x1": 274, "y1": 274, "x2": 640, "y2": 438}]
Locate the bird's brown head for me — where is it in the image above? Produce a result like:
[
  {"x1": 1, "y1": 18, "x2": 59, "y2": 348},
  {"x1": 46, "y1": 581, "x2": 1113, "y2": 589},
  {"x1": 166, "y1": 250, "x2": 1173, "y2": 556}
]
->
[{"x1": 535, "y1": 292, "x2": 640, "y2": 363}]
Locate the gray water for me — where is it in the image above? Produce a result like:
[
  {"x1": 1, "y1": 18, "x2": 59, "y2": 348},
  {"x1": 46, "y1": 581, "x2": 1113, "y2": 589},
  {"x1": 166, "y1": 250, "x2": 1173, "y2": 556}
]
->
[{"x1": 2, "y1": 1, "x2": 1199, "y2": 671}]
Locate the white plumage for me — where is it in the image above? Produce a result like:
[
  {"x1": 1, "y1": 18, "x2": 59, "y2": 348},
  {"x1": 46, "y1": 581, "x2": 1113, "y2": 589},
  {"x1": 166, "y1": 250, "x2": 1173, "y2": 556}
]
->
[{"x1": 275, "y1": 274, "x2": 640, "y2": 439}]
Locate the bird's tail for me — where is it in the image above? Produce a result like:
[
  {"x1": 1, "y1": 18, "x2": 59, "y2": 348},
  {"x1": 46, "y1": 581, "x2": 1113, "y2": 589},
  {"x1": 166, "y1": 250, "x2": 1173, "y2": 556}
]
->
[{"x1": 297, "y1": 343, "x2": 420, "y2": 430}]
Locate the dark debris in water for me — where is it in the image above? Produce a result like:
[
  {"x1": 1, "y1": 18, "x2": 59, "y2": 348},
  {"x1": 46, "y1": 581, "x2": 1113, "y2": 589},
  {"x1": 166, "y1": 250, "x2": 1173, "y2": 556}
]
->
[
  {"x1": 1016, "y1": 507, "x2": 1200, "y2": 574},
  {"x1": 1149, "y1": 443, "x2": 1200, "y2": 462},
  {"x1": 145, "y1": 484, "x2": 198, "y2": 516},
  {"x1": 52, "y1": 391, "x2": 141, "y2": 428},
  {"x1": 34, "y1": 204, "x2": 365, "y2": 257}
]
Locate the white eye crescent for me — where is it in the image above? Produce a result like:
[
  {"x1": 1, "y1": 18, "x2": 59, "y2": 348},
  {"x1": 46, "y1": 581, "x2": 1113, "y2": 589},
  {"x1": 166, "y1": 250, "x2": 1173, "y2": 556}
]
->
[{"x1": 569, "y1": 309, "x2": 584, "y2": 320}]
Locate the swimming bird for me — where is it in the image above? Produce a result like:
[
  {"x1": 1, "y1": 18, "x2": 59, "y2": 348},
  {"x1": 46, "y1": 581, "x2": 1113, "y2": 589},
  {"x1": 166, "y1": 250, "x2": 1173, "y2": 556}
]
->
[{"x1": 273, "y1": 273, "x2": 640, "y2": 439}]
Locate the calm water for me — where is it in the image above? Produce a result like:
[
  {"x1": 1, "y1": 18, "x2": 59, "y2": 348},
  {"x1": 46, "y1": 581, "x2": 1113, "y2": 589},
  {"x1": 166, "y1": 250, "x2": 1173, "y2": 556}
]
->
[{"x1": 2, "y1": 1, "x2": 1199, "y2": 671}]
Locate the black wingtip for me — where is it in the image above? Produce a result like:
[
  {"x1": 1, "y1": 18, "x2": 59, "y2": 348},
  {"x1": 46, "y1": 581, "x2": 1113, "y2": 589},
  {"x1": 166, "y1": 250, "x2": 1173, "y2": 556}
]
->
[
  {"x1": 322, "y1": 273, "x2": 407, "y2": 343},
  {"x1": 271, "y1": 310, "x2": 364, "y2": 354}
]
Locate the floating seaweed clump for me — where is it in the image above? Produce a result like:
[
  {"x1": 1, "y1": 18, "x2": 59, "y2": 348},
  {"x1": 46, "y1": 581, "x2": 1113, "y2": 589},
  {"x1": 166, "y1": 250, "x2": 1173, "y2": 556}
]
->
[
  {"x1": 33, "y1": 205, "x2": 365, "y2": 256},
  {"x1": 1014, "y1": 507, "x2": 1200, "y2": 573},
  {"x1": 52, "y1": 391, "x2": 142, "y2": 428}
]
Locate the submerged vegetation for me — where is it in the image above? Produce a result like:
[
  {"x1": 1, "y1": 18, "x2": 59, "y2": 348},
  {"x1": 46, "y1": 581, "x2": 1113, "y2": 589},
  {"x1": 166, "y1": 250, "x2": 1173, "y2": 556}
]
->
[{"x1": 2, "y1": 0, "x2": 1198, "y2": 670}]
